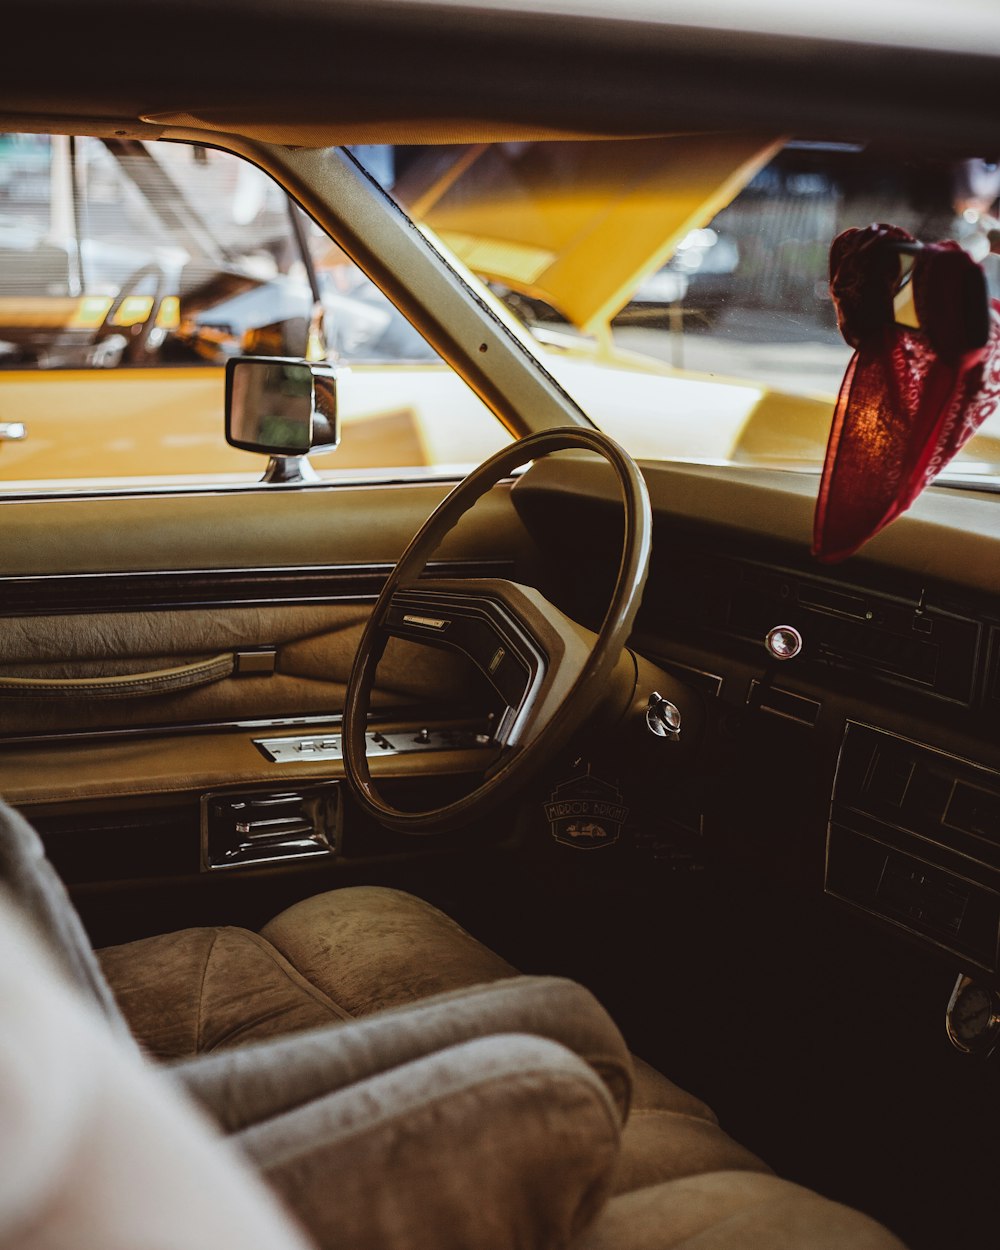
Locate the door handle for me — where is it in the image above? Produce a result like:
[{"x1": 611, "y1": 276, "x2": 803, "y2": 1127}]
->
[{"x1": 0, "y1": 422, "x2": 26, "y2": 441}]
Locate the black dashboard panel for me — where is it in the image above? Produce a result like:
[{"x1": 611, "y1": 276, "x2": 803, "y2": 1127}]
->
[
  {"x1": 514, "y1": 456, "x2": 1000, "y2": 977},
  {"x1": 642, "y1": 551, "x2": 986, "y2": 708},
  {"x1": 829, "y1": 723, "x2": 1000, "y2": 971}
]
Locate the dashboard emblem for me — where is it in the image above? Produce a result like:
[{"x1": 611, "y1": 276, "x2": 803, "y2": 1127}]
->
[{"x1": 544, "y1": 773, "x2": 628, "y2": 851}]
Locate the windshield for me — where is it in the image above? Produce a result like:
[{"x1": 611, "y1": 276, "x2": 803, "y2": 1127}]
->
[{"x1": 371, "y1": 138, "x2": 1000, "y2": 481}]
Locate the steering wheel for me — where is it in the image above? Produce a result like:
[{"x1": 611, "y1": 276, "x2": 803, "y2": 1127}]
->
[
  {"x1": 91, "y1": 264, "x2": 167, "y2": 365},
  {"x1": 342, "y1": 426, "x2": 651, "y2": 834}
]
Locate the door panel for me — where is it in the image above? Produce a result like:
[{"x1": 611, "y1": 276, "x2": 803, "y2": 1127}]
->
[
  {"x1": 0, "y1": 478, "x2": 538, "y2": 804},
  {"x1": 0, "y1": 601, "x2": 494, "y2": 736},
  {"x1": 0, "y1": 479, "x2": 534, "y2": 577}
]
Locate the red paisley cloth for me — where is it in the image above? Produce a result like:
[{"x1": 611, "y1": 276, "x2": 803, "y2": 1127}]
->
[{"x1": 812, "y1": 223, "x2": 1000, "y2": 562}]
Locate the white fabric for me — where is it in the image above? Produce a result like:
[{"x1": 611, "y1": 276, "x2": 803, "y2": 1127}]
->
[{"x1": 0, "y1": 896, "x2": 316, "y2": 1250}]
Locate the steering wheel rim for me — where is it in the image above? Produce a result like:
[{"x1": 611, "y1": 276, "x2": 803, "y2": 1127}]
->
[
  {"x1": 91, "y1": 263, "x2": 166, "y2": 365},
  {"x1": 342, "y1": 426, "x2": 651, "y2": 834}
]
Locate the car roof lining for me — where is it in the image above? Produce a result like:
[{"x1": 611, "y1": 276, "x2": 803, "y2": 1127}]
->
[{"x1": 4, "y1": 0, "x2": 1000, "y2": 152}]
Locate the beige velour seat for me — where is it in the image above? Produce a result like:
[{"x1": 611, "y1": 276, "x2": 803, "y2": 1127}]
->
[
  {"x1": 0, "y1": 799, "x2": 906, "y2": 1248},
  {"x1": 98, "y1": 886, "x2": 769, "y2": 1199},
  {"x1": 98, "y1": 886, "x2": 906, "y2": 1247}
]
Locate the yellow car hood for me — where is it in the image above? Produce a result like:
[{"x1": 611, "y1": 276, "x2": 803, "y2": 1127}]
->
[{"x1": 393, "y1": 134, "x2": 781, "y2": 335}]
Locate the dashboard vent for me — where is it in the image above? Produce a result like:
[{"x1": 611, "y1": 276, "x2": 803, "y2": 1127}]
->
[{"x1": 201, "y1": 783, "x2": 340, "y2": 871}]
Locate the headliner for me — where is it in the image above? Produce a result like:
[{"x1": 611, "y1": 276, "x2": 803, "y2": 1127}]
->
[{"x1": 2, "y1": 0, "x2": 1000, "y2": 151}]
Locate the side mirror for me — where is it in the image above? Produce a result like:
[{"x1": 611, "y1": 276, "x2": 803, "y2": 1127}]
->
[{"x1": 225, "y1": 356, "x2": 340, "y2": 482}]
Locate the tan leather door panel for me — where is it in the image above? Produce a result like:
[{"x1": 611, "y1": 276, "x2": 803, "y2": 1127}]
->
[
  {"x1": 0, "y1": 477, "x2": 538, "y2": 741},
  {"x1": 0, "y1": 603, "x2": 486, "y2": 735}
]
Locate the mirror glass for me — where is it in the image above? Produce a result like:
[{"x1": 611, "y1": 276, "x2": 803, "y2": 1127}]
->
[{"x1": 227, "y1": 359, "x2": 314, "y2": 455}]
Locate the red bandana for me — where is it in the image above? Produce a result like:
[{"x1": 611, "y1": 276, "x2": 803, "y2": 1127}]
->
[{"x1": 812, "y1": 223, "x2": 1000, "y2": 562}]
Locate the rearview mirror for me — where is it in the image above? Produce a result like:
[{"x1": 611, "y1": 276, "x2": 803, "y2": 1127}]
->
[{"x1": 225, "y1": 356, "x2": 340, "y2": 458}]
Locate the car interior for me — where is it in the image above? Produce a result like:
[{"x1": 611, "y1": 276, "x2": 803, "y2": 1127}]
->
[{"x1": 3, "y1": 2, "x2": 1000, "y2": 1247}]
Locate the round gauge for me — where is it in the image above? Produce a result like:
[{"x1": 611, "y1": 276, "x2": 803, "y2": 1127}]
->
[{"x1": 947, "y1": 979, "x2": 1000, "y2": 1054}]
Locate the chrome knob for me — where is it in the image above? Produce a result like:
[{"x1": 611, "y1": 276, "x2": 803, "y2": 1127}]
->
[
  {"x1": 765, "y1": 625, "x2": 802, "y2": 661},
  {"x1": 646, "y1": 692, "x2": 681, "y2": 741}
]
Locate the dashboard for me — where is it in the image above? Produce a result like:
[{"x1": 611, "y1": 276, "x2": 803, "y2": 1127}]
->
[{"x1": 512, "y1": 457, "x2": 1000, "y2": 989}]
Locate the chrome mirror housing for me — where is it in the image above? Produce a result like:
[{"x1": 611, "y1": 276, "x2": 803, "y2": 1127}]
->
[{"x1": 225, "y1": 356, "x2": 340, "y2": 482}]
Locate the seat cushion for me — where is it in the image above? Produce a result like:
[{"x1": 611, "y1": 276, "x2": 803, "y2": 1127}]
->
[
  {"x1": 175, "y1": 976, "x2": 635, "y2": 1129},
  {"x1": 259, "y1": 885, "x2": 520, "y2": 1016},
  {"x1": 574, "y1": 1172, "x2": 908, "y2": 1249},
  {"x1": 258, "y1": 887, "x2": 771, "y2": 1192},
  {"x1": 98, "y1": 925, "x2": 352, "y2": 1060}
]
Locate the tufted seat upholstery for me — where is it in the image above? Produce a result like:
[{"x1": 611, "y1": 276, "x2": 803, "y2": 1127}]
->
[{"x1": 97, "y1": 886, "x2": 906, "y2": 1245}]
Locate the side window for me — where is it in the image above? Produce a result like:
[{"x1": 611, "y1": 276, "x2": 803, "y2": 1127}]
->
[{"x1": 0, "y1": 135, "x2": 508, "y2": 488}]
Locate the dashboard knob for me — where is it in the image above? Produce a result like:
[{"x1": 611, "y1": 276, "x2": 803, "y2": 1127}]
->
[{"x1": 765, "y1": 625, "x2": 803, "y2": 661}]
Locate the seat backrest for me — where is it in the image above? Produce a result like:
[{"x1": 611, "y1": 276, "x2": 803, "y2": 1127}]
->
[{"x1": 0, "y1": 797, "x2": 131, "y2": 1039}]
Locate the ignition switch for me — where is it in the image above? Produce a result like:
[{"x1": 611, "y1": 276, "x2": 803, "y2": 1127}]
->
[{"x1": 646, "y1": 692, "x2": 681, "y2": 741}]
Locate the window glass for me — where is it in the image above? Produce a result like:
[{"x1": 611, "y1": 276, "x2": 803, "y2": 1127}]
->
[
  {"x1": 0, "y1": 135, "x2": 508, "y2": 489},
  {"x1": 7, "y1": 135, "x2": 1000, "y2": 492}
]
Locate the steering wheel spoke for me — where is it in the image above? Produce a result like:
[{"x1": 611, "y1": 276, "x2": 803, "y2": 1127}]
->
[{"x1": 90, "y1": 263, "x2": 167, "y2": 366}]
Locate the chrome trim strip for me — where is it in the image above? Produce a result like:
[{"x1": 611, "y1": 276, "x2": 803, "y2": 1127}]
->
[
  {"x1": 0, "y1": 471, "x2": 520, "y2": 505},
  {"x1": 254, "y1": 727, "x2": 484, "y2": 763},
  {"x1": 0, "y1": 709, "x2": 485, "y2": 747},
  {"x1": 0, "y1": 558, "x2": 514, "y2": 617},
  {"x1": 0, "y1": 557, "x2": 504, "y2": 588},
  {"x1": 402, "y1": 614, "x2": 449, "y2": 629}
]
